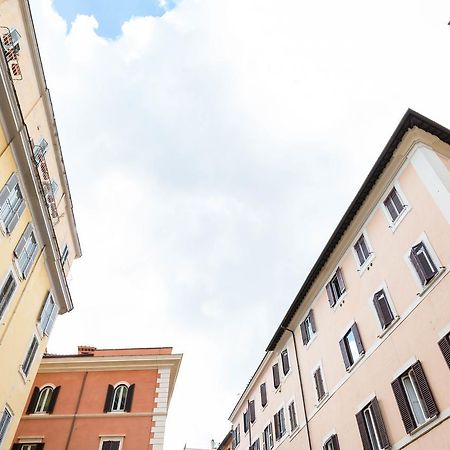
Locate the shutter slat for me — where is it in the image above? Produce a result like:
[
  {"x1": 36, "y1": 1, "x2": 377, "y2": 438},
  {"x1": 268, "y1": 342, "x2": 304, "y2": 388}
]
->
[
  {"x1": 339, "y1": 338, "x2": 351, "y2": 370},
  {"x1": 391, "y1": 378, "x2": 415, "y2": 433},
  {"x1": 124, "y1": 384, "x2": 135, "y2": 412},
  {"x1": 47, "y1": 386, "x2": 60, "y2": 414},
  {"x1": 355, "y1": 411, "x2": 371, "y2": 450},
  {"x1": 438, "y1": 335, "x2": 450, "y2": 369},
  {"x1": 370, "y1": 398, "x2": 389, "y2": 448},
  {"x1": 412, "y1": 361, "x2": 438, "y2": 419}
]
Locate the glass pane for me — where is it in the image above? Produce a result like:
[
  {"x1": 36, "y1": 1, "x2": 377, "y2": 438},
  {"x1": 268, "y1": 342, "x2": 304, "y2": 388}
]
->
[
  {"x1": 402, "y1": 375, "x2": 426, "y2": 426},
  {"x1": 364, "y1": 408, "x2": 381, "y2": 450},
  {"x1": 346, "y1": 331, "x2": 359, "y2": 365}
]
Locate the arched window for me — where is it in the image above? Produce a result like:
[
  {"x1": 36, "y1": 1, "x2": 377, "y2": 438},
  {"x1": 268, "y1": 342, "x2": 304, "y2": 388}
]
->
[
  {"x1": 26, "y1": 385, "x2": 60, "y2": 414},
  {"x1": 112, "y1": 384, "x2": 128, "y2": 412}
]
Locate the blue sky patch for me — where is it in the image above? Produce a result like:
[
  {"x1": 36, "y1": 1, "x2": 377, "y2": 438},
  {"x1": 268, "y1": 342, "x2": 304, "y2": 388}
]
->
[{"x1": 53, "y1": 0, "x2": 176, "y2": 38}]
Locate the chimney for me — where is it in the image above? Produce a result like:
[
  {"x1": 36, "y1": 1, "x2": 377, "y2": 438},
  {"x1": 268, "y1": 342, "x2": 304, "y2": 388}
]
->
[{"x1": 78, "y1": 345, "x2": 96, "y2": 355}]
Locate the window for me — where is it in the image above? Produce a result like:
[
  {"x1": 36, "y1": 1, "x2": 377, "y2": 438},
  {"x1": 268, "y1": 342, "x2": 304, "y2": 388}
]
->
[
  {"x1": 262, "y1": 423, "x2": 273, "y2": 450},
  {"x1": 61, "y1": 244, "x2": 69, "y2": 267},
  {"x1": 0, "y1": 271, "x2": 17, "y2": 319},
  {"x1": 0, "y1": 173, "x2": 25, "y2": 233},
  {"x1": 287, "y1": 401, "x2": 298, "y2": 432},
  {"x1": 22, "y1": 336, "x2": 39, "y2": 376},
  {"x1": 339, "y1": 323, "x2": 364, "y2": 370},
  {"x1": 51, "y1": 180, "x2": 58, "y2": 196},
  {"x1": 243, "y1": 410, "x2": 249, "y2": 433},
  {"x1": 438, "y1": 333, "x2": 450, "y2": 369},
  {"x1": 323, "y1": 435, "x2": 340, "y2": 450},
  {"x1": 313, "y1": 367, "x2": 326, "y2": 402},
  {"x1": 33, "y1": 138, "x2": 48, "y2": 163},
  {"x1": 101, "y1": 440, "x2": 121, "y2": 450},
  {"x1": 1, "y1": 27, "x2": 21, "y2": 53},
  {"x1": 384, "y1": 187, "x2": 405, "y2": 222},
  {"x1": 27, "y1": 385, "x2": 60, "y2": 414},
  {"x1": 281, "y1": 349, "x2": 290, "y2": 375},
  {"x1": 14, "y1": 224, "x2": 38, "y2": 279},
  {"x1": 0, "y1": 407, "x2": 12, "y2": 447},
  {"x1": 232, "y1": 424, "x2": 240, "y2": 449},
  {"x1": 409, "y1": 242, "x2": 438, "y2": 286},
  {"x1": 249, "y1": 400, "x2": 256, "y2": 423},
  {"x1": 356, "y1": 398, "x2": 389, "y2": 450},
  {"x1": 326, "y1": 268, "x2": 346, "y2": 307},
  {"x1": 391, "y1": 361, "x2": 438, "y2": 433},
  {"x1": 11, "y1": 444, "x2": 44, "y2": 450},
  {"x1": 250, "y1": 438, "x2": 260, "y2": 450},
  {"x1": 272, "y1": 363, "x2": 280, "y2": 389},
  {"x1": 39, "y1": 293, "x2": 59, "y2": 336},
  {"x1": 273, "y1": 408, "x2": 286, "y2": 440},
  {"x1": 354, "y1": 234, "x2": 371, "y2": 266},
  {"x1": 373, "y1": 290, "x2": 394, "y2": 330},
  {"x1": 300, "y1": 310, "x2": 316, "y2": 345},
  {"x1": 260, "y1": 383, "x2": 267, "y2": 407},
  {"x1": 104, "y1": 383, "x2": 134, "y2": 413}
]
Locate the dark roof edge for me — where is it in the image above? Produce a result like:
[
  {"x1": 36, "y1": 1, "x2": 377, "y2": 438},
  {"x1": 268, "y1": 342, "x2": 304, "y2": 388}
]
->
[
  {"x1": 217, "y1": 430, "x2": 233, "y2": 450},
  {"x1": 266, "y1": 109, "x2": 450, "y2": 351}
]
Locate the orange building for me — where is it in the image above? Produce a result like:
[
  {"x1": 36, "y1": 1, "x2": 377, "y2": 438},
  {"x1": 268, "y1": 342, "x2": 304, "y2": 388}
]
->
[{"x1": 13, "y1": 346, "x2": 182, "y2": 450}]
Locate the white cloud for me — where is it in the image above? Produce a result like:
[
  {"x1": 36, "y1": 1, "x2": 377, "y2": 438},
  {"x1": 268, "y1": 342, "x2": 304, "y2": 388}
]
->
[{"x1": 29, "y1": 0, "x2": 450, "y2": 447}]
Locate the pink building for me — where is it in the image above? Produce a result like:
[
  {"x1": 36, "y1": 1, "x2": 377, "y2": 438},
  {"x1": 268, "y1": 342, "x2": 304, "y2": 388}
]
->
[
  {"x1": 13, "y1": 346, "x2": 182, "y2": 450},
  {"x1": 229, "y1": 110, "x2": 450, "y2": 450}
]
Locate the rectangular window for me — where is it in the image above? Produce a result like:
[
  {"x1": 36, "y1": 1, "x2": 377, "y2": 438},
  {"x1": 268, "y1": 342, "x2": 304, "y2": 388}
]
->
[
  {"x1": 39, "y1": 293, "x2": 59, "y2": 336},
  {"x1": 60, "y1": 244, "x2": 69, "y2": 267},
  {"x1": 300, "y1": 310, "x2": 316, "y2": 345},
  {"x1": 0, "y1": 271, "x2": 17, "y2": 319},
  {"x1": 262, "y1": 423, "x2": 273, "y2": 450},
  {"x1": 0, "y1": 173, "x2": 25, "y2": 233},
  {"x1": 101, "y1": 441, "x2": 120, "y2": 450},
  {"x1": 249, "y1": 400, "x2": 256, "y2": 423},
  {"x1": 354, "y1": 234, "x2": 371, "y2": 266},
  {"x1": 323, "y1": 435, "x2": 340, "y2": 450},
  {"x1": 339, "y1": 323, "x2": 364, "y2": 370},
  {"x1": 243, "y1": 411, "x2": 249, "y2": 433},
  {"x1": 15, "y1": 443, "x2": 44, "y2": 450},
  {"x1": 373, "y1": 290, "x2": 394, "y2": 330},
  {"x1": 0, "y1": 407, "x2": 12, "y2": 446},
  {"x1": 391, "y1": 361, "x2": 438, "y2": 434},
  {"x1": 22, "y1": 335, "x2": 39, "y2": 376},
  {"x1": 326, "y1": 268, "x2": 346, "y2": 307},
  {"x1": 281, "y1": 349, "x2": 290, "y2": 375},
  {"x1": 14, "y1": 223, "x2": 38, "y2": 279},
  {"x1": 232, "y1": 424, "x2": 240, "y2": 449},
  {"x1": 356, "y1": 398, "x2": 389, "y2": 450},
  {"x1": 272, "y1": 363, "x2": 280, "y2": 389},
  {"x1": 409, "y1": 242, "x2": 438, "y2": 286},
  {"x1": 273, "y1": 408, "x2": 286, "y2": 441},
  {"x1": 287, "y1": 401, "x2": 298, "y2": 431},
  {"x1": 260, "y1": 383, "x2": 267, "y2": 407},
  {"x1": 313, "y1": 367, "x2": 326, "y2": 402},
  {"x1": 438, "y1": 333, "x2": 450, "y2": 369},
  {"x1": 33, "y1": 138, "x2": 48, "y2": 163},
  {"x1": 384, "y1": 187, "x2": 405, "y2": 222},
  {"x1": 250, "y1": 438, "x2": 260, "y2": 450}
]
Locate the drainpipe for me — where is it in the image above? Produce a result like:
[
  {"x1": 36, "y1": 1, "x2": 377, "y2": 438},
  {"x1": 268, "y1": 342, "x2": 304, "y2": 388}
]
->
[
  {"x1": 247, "y1": 400, "x2": 252, "y2": 450},
  {"x1": 281, "y1": 326, "x2": 312, "y2": 450},
  {"x1": 65, "y1": 371, "x2": 88, "y2": 450}
]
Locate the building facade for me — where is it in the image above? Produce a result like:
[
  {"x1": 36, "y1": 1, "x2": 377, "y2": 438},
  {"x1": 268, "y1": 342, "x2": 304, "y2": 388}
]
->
[
  {"x1": 229, "y1": 110, "x2": 450, "y2": 450},
  {"x1": 0, "y1": 1, "x2": 81, "y2": 447},
  {"x1": 13, "y1": 346, "x2": 182, "y2": 450}
]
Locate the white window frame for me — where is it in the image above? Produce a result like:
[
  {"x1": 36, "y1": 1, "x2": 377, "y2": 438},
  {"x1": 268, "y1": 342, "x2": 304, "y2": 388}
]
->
[
  {"x1": 15, "y1": 228, "x2": 38, "y2": 280},
  {"x1": 339, "y1": 323, "x2": 364, "y2": 370},
  {"x1": 400, "y1": 369, "x2": 427, "y2": 427},
  {"x1": 362, "y1": 403, "x2": 383, "y2": 450},
  {"x1": 20, "y1": 334, "x2": 39, "y2": 380},
  {"x1": 0, "y1": 405, "x2": 13, "y2": 447},
  {"x1": 368, "y1": 282, "x2": 399, "y2": 337},
  {"x1": 34, "y1": 384, "x2": 55, "y2": 414},
  {"x1": 262, "y1": 421, "x2": 274, "y2": 450},
  {"x1": 98, "y1": 436, "x2": 124, "y2": 450},
  {"x1": 111, "y1": 382, "x2": 130, "y2": 412},
  {"x1": 300, "y1": 309, "x2": 317, "y2": 347},
  {"x1": 352, "y1": 231, "x2": 375, "y2": 274},
  {"x1": 0, "y1": 174, "x2": 24, "y2": 234},
  {"x1": 0, "y1": 269, "x2": 17, "y2": 321},
  {"x1": 38, "y1": 293, "x2": 59, "y2": 337},
  {"x1": 382, "y1": 182, "x2": 411, "y2": 232},
  {"x1": 326, "y1": 267, "x2": 347, "y2": 308}
]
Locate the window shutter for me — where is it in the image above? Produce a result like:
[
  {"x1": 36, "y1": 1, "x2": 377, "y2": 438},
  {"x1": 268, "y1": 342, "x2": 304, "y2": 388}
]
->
[
  {"x1": 373, "y1": 290, "x2": 394, "y2": 329},
  {"x1": 272, "y1": 364, "x2": 280, "y2": 388},
  {"x1": 260, "y1": 383, "x2": 267, "y2": 407},
  {"x1": 268, "y1": 422, "x2": 273, "y2": 447},
  {"x1": 249, "y1": 400, "x2": 255, "y2": 423},
  {"x1": 411, "y1": 361, "x2": 438, "y2": 419},
  {"x1": 11, "y1": 444, "x2": 21, "y2": 450},
  {"x1": 23, "y1": 240, "x2": 38, "y2": 279},
  {"x1": 104, "y1": 385, "x2": 114, "y2": 412},
  {"x1": 300, "y1": 321, "x2": 308, "y2": 345},
  {"x1": 111, "y1": 441, "x2": 120, "y2": 450},
  {"x1": 409, "y1": 247, "x2": 426, "y2": 285},
  {"x1": 6, "y1": 173, "x2": 18, "y2": 190},
  {"x1": 355, "y1": 411, "x2": 371, "y2": 450},
  {"x1": 391, "y1": 378, "x2": 415, "y2": 433},
  {"x1": 314, "y1": 368, "x2": 325, "y2": 400},
  {"x1": 309, "y1": 310, "x2": 316, "y2": 333},
  {"x1": 336, "y1": 268, "x2": 345, "y2": 293},
  {"x1": 47, "y1": 386, "x2": 61, "y2": 414},
  {"x1": 438, "y1": 335, "x2": 450, "y2": 369},
  {"x1": 281, "y1": 350, "x2": 290, "y2": 375},
  {"x1": 243, "y1": 412, "x2": 249, "y2": 433},
  {"x1": 0, "y1": 183, "x2": 9, "y2": 206},
  {"x1": 14, "y1": 224, "x2": 33, "y2": 257},
  {"x1": 412, "y1": 244, "x2": 437, "y2": 283},
  {"x1": 326, "y1": 283, "x2": 335, "y2": 307},
  {"x1": 339, "y1": 338, "x2": 351, "y2": 370},
  {"x1": 331, "y1": 434, "x2": 340, "y2": 450},
  {"x1": 273, "y1": 413, "x2": 280, "y2": 440},
  {"x1": 370, "y1": 398, "x2": 389, "y2": 448},
  {"x1": 36, "y1": 443, "x2": 45, "y2": 450},
  {"x1": 26, "y1": 387, "x2": 40, "y2": 414},
  {"x1": 124, "y1": 383, "x2": 135, "y2": 412},
  {"x1": 351, "y1": 323, "x2": 364, "y2": 355}
]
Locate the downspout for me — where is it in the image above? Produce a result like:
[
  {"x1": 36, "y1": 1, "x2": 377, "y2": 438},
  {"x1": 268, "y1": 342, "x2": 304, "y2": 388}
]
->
[
  {"x1": 65, "y1": 371, "x2": 88, "y2": 450},
  {"x1": 281, "y1": 326, "x2": 312, "y2": 450},
  {"x1": 247, "y1": 400, "x2": 252, "y2": 450}
]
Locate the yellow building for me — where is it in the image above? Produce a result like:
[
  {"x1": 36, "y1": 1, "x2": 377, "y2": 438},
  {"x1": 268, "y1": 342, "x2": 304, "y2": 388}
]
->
[{"x1": 0, "y1": 0, "x2": 81, "y2": 447}]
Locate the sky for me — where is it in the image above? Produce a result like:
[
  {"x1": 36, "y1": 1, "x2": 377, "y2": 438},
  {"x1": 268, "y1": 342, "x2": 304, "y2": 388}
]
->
[{"x1": 28, "y1": 0, "x2": 450, "y2": 449}]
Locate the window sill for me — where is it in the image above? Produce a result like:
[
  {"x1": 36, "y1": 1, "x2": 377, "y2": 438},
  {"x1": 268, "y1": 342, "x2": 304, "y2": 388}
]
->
[
  {"x1": 388, "y1": 205, "x2": 411, "y2": 233},
  {"x1": 418, "y1": 267, "x2": 447, "y2": 297},
  {"x1": 289, "y1": 425, "x2": 301, "y2": 441},
  {"x1": 357, "y1": 254, "x2": 375, "y2": 277},
  {"x1": 409, "y1": 414, "x2": 438, "y2": 436},
  {"x1": 305, "y1": 333, "x2": 317, "y2": 348},
  {"x1": 18, "y1": 366, "x2": 29, "y2": 384},
  {"x1": 333, "y1": 291, "x2": 348, "y2": 310},
  {"x1": 315, "y1": 392, "x2": 329, "y2": 408},
  {"x1": 346, "y1": 353, "x2": 365, "y2": 373},
  {"x1": 377, "y1": 316, "x2": 400, "y2": 339}
]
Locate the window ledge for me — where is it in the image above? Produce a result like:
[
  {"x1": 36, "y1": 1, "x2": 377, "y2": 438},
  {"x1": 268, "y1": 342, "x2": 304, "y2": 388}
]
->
[
  {"x1": 18, "y1": 366, "x2": 29, "y2": 384},
  {"x1": 289, "y1": 425, "x2": 301, "y2": 441},
  {"x1": 377, "y1": 316, "x2": 400, "y2": 339},
  {"x1": 333, "y1": 291, "x2": 348, "y2": 310},
  {"x1": 315, "y1": 392, "x2": 329, "y2": 408},
  {"x1": 357, "y1": 254, "x2": 376, "y2": 277},
  {"x1": 418, "y1": 267, "x2": 447, "y2": 297},
  {"x1": 388, "y1": 205, "x2": 411, "y2": 233},
  {"x1": 346, "y1": 353, "x2": 365, "y2": 373},
  {"x1": 305, "y1": 333, "x2": 317, "y2": 348},
  {"x1": 409, "y1": 414, "x2": 438, "y2": 436}
]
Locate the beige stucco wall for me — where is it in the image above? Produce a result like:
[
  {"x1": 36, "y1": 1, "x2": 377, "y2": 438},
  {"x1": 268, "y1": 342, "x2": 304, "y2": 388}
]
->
[{"x1": 230, "y1": 129, "x2": 450, "y2": 450}]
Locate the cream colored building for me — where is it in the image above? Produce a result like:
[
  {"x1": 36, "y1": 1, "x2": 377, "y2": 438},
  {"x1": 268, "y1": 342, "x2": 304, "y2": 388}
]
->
[
  {"x1": 0, "y1": 0, "x2": 81, "y2": 448},
  {"x1": 229, "y1": 110, "x2": 450, "y2": 450}
]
